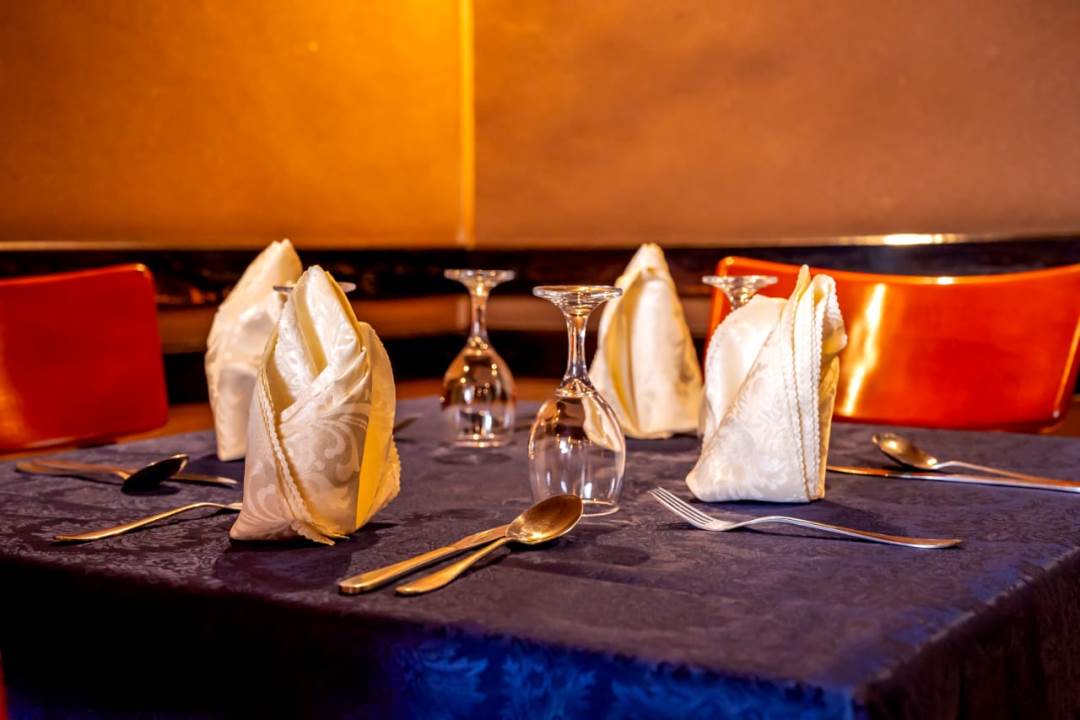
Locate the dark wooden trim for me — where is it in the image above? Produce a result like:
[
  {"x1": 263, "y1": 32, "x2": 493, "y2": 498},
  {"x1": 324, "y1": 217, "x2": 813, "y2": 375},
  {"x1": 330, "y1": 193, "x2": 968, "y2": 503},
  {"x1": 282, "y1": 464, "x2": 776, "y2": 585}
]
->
[{"x1": 0, "y1": 237, "x2": 1077, "y2": 309}]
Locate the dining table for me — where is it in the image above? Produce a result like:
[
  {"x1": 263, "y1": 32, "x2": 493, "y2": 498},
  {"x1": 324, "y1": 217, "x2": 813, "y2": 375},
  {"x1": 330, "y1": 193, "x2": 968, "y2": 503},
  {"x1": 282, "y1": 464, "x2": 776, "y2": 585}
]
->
[{"x1": 1, "y1": 396, "x2": 1079, "y2": 719}]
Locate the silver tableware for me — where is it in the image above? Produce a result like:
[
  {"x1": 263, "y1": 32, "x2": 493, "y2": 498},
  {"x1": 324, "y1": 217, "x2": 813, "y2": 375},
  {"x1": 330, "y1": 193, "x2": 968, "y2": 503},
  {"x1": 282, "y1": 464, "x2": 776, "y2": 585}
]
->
[
  {"x1": 17, "y1": 457, "x2": 237, "y2": 489},
  {"x1": 872, "y1": 432, "x2": 1071, "y2": 486},
  {"x1": 828, "y1": 464, "x2": 1080, "y2": 493},
  {"x1": 650, "y1": 487, "x2": 961, "y2": 549}
]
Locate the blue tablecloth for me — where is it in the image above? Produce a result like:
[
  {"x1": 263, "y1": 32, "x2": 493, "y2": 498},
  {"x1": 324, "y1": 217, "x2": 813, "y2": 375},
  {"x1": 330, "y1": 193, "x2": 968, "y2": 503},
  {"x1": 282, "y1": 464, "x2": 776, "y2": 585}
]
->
[{"x1": 1, "y1": 398, "x2": 1079, "y2": 719}]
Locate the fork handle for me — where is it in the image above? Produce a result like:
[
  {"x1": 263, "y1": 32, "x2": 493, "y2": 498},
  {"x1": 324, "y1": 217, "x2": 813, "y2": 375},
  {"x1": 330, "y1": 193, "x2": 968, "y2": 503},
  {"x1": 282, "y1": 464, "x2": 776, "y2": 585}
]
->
[
  {"x1": 743, "y1": 516, "x2": 961, "y2": 549},
  {"x1": 936, "y1": 460, "x2": 1063, "y2": 484},
  {"x1": 54, "y1": 502, "x2": 239, "y2": 543}
]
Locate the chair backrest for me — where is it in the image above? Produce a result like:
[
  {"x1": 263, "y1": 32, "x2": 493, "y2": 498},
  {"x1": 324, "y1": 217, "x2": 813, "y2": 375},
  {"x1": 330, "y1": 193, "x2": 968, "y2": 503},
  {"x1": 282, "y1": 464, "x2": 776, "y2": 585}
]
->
[
  {"x1": 0, "y1": 264, "x2": 168, "y2": 451},
  {"x1": 706, "y1": 257, "x2": 1080, "y2": 432}
]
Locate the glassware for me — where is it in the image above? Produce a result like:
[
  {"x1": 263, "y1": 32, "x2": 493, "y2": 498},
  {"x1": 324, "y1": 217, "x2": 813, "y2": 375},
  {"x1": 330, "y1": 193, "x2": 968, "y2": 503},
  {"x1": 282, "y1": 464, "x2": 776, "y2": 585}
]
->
[
  {"x1": 702, "y1": 274, "x2": 778, "y2": 311},
  {"x1": 440, "y1": 269, "x2": 517, "y2": 448},
  {"x1": 528, "y1": 285, "x2": 626, "y2": 516}
]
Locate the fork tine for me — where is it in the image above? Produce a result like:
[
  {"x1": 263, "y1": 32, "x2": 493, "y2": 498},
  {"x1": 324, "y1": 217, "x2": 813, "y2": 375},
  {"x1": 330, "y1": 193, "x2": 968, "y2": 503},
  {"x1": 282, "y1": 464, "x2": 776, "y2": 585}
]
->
[
  {"x1": 652, "y1": 487, "x2": 715, "y2": 525},
  {"x1": 650, "y1": 489, "x2": 714, "y2": 528},
  {"x1": 650, "y1": 490, "x2": 706, "y2": 527},
  {"x1": 648, "y1": 489, "x2": 693, "y2": 520},
  {"x1": 650, "y1": 487, "x2": 691, "y2": 517},
  {"x1": 651, "y1": 488, "x2": 707, "y2": 524}
]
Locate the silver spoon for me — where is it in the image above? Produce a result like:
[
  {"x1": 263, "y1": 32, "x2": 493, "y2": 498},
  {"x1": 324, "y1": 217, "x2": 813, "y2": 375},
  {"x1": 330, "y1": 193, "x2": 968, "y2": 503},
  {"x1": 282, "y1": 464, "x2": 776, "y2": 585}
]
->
[
  {"x1": 14, "y1": 455, "x2": 224, "y2": 491},
  {"x1": 872, "y1": 432, "x2": 1067, "y2": 484}
]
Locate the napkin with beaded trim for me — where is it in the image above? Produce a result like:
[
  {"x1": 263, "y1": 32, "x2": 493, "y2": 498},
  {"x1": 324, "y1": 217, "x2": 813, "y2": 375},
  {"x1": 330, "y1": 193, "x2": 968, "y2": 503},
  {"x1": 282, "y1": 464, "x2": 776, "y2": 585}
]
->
[
  {"x1": 205, "y1": 239, "x2": 302, "y2": 461},
  {"x1": 590, "y1": 243, "x2": 703, "y2": 439},
  {"x1": 230, "y1": 265, "x2": 400, "y2": 544},
  {"x1": 687, "y1": 266, "x2": 846, "y2": 502}
]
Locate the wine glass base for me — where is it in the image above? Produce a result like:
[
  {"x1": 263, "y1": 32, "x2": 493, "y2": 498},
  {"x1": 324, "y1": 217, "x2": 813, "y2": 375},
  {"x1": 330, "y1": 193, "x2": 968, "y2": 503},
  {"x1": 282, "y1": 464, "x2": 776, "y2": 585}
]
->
[
  {"x1": 450, "y1": 435, "x2": 513, "y2": 449},
  {"x1": 581, "y1": 499, "x2": 620, "y2": 517}
]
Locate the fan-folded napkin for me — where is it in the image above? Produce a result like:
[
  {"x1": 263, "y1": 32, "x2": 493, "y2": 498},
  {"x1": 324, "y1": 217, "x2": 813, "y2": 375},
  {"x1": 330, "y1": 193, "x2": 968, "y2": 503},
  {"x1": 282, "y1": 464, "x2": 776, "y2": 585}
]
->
[
  {"x1": 205, "y1": 239, "x2": 301, "y2": 460},
  {"x1": 230, "y1": 266, "x2": 400, "y2": 544},
  {"x1": 687, "y1": 266, "x2": 846, "y2": 502},
  {"x1": 590, "y1": 244, "x2": 703, "y2": 439}
]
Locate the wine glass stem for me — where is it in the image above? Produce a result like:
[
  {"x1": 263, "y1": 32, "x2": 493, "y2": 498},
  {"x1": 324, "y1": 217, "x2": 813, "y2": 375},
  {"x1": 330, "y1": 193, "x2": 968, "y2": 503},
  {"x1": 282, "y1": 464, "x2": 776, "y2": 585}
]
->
[
  {"x1": 725, "y1": 289, "x2": 752, "y2": 310},
  {"x1": 469, "y1": 286, "x2": 490, "y2": 343},
  {"x1": 563, "y1": 311, "x2": 591, "y2": 384}
]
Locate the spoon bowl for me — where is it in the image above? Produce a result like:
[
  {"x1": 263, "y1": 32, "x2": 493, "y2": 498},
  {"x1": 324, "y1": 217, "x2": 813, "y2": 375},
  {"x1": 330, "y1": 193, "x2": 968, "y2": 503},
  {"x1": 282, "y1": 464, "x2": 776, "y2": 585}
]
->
[
  {"x1": 872, "y1": 433, "x2": 941, "y2": 470},
  {"x1": 872, "y1": 432, "x2": 1066, "y2": 486},
  {"x1": 396, "y1": 494, "x2": 583, "y2": 594},
  {"x1": 504, "y1": 494, "x2": 585, "y2": 545},
  {"x1": 121, "y1": 455, "x2": 190, "y2": 491},
  {"x1": 16, "y1": 455, "x2": 191, "y2": 491}
]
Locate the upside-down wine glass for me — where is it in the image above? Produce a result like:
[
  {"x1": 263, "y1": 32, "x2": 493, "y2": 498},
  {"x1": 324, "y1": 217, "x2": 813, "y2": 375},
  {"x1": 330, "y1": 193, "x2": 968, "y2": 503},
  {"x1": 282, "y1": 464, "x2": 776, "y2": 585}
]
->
[
  {"x1": 441, "y1": 269, "x2": 517, "y2": 448},
  {"x1": 529, "y1": 285, "x2": 626, "y2": 516},
  {"x1": 702, "y1": 274, "x2": 778, "y2": 311}
]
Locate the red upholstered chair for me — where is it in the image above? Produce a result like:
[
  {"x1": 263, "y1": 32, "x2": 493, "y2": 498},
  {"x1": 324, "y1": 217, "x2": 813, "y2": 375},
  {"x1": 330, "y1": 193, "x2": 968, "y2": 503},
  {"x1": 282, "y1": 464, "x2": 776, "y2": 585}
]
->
[
  {"x1": 706, "y1": 257, "x2": 1080, "y2": 433},
  {"x1": 0, "y1": 265, "x2": 168, "y2": 452}
]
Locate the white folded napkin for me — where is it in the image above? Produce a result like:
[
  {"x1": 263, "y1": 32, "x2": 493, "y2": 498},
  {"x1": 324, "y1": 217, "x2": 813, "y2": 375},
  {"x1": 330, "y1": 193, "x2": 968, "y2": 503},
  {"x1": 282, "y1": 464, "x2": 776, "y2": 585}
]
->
[
  {"x1": 590, "y1": 244, "x2": 703, "y2": 439},
  {"x1": 205, "y1": 239, "x2": 302, "y2": 461},
  {"x1": 687, "y1": 266, "x2": 846, "y2": 502},
  {"x1": 230, "y1": 265, "x2": 400, "y2": 544}
]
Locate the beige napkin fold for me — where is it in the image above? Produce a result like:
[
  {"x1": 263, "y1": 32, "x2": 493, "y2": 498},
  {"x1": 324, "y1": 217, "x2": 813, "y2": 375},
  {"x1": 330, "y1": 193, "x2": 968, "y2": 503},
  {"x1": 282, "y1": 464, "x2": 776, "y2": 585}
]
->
[
  {"x1": 687, "y1": 266, "x2": 846, "y2": 502},
  {"x1": 590, "y1": 244, "x2": 703, "y2": 439},
  {"x1": 205, "y1": 239, "x2": 302, "y2": 461},
  {"x1": 230, "y1": 266, "x2": 400, "y2": 544}
]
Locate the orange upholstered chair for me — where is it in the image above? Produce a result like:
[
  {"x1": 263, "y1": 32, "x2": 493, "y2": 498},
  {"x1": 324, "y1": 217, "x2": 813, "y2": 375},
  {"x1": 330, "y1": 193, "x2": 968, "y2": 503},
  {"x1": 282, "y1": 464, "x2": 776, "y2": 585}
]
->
[
  {"x1": 0, "y1": 265, "x2": 168, "y2": 452},
  {"x1": 706, "y1": 257, "x2": 1080, "y2": 432}
]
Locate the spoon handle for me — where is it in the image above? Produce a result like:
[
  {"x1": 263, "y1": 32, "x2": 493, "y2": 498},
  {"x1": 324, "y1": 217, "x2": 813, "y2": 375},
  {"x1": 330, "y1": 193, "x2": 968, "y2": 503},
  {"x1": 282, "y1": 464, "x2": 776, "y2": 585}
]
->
[
  {"x1": 939, "y1": 460, "x2": 1065, "y2": 484},
  {"x1": 338, "y1": 524, "x2": 510, "y2": 594},
  {"x1": 54, "y1": 502, "x2": 241, "y2": 543},
  {"x1": 396, "y1": 537, "x2": 512, "y2": 595},
  {"x1": 22, "y1": 459, "x2": 124, "y2": 477}
]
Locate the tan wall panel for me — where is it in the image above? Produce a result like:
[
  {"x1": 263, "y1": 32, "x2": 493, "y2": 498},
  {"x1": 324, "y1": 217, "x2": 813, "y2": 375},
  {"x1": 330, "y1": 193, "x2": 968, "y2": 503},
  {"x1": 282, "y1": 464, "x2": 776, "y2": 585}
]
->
[
  {"x1": 475, "y1": 1, "x2": 1080, "y2": 247},
  {"x1": 0, "y1": 0, "x2": 464, "y2": 248}
]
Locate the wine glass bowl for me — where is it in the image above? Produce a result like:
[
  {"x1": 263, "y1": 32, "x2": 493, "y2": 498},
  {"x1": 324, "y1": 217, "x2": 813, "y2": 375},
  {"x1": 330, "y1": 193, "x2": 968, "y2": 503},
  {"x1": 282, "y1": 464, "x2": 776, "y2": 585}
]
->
[
  {"x1": 441, "y1": 269, "x2": 517, "y2": 448},
  {"x1": 528, "y1": 284, "x2": 626, "y2": 516},
  {"x1": 702, "y1": 274, "x2": 778, "y2": 311},
  {"x1": 532, "y1": 285, "x2": 623, "y2": 310}
]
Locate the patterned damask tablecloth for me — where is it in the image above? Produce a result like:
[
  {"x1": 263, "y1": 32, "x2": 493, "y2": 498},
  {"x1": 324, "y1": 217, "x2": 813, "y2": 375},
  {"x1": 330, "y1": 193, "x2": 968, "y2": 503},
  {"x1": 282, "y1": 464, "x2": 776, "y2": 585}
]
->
[{"x1": 1, "y1": 397, "x2": 1079, "y2": 719}]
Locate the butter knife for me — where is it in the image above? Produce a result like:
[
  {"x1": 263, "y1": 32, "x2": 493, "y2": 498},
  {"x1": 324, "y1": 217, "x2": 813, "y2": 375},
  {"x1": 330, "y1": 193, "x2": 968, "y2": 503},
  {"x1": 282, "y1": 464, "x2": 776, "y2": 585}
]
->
[
  {"x1": 338, "y1": 523, "x2": 511, "y2": 594},
  {"x1": 828, "y1": 465, "x2": 1080, "y2": 494},
  {"x1": 172, "y1": 472, "x2": 238, "y2": 487}
]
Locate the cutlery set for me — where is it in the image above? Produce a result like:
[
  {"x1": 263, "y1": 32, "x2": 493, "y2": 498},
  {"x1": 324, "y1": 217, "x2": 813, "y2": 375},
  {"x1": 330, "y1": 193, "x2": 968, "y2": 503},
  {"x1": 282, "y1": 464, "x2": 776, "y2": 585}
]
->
[
  {"x1": 16, "y1": 456, "x2": 236, "y2": 490},
  {"x1": 17, "y1": 432, "x2": 1075, "y2": 592},
  {"x1": 827, "y1": 432, "x2": 1080, "y2": 493},
  {"x1": 339, "y1": 494, "x2": 583, "y2": 596},
  {"x1": 649, "y1": 487, "x2": 961, "y2": 549}
]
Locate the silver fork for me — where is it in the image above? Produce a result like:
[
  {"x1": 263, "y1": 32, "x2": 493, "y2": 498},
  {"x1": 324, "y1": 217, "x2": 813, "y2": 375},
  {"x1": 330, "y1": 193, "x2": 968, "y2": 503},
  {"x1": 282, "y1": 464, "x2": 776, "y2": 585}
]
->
[{"x1": 650, "y1": 487, "x2": 961, "y2": 549}]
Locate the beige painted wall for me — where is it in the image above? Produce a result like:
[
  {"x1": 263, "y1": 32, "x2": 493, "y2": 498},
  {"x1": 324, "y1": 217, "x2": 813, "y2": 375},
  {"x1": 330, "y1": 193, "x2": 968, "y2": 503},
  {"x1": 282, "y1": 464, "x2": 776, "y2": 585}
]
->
[
  {"x1": 2, "y1": 1, "x2": 1079, "y2": 250},
  {"x1": 0, "y1": 0, "x2": 464, "y2": 249},
  {"x1": 475, "y1": 1, "x2": 1080, "y2": 246}
]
